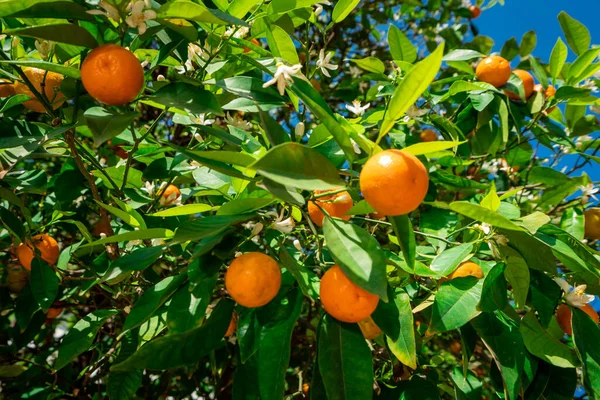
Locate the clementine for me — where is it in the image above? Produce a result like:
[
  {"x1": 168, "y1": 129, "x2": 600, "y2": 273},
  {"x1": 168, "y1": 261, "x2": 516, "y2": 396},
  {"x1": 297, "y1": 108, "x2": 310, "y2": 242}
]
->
[
  {"x1": 357, "y1": 316, "x2": 383, "y2": 339},
  {"x1": 469, "y1": 5, "x2": 481, "y2": 18},
  {"x1": 308, "y1": 189, "x2": 353, "y2": 227},
  {"x1": 556, "y1": 303, "x2": 599, "y2": 336},
  {"x1": 534, "y1": 84, "x2": 557, "y2": 113},
  {"x1": 47, "y1": 307, "x2": 63, "y2": 319},
  {"x1": 319, "y1": 265, "x2": 379, "y2": 323},
  {"x1": 420, "y1": 129, "x2": 438, "y2": 142},
  {"x1": 16, "y1": 234, "x2": 60, "y2": 271},
  {"x1": 81, "y1": 44, "x2": 144, "y2": 106},
  {"x1": 475, "y1": 56, "x2": 511, "y2": 88},
  {"x1": 448, "y1": 261, "x2": 484, "y2": 280},
  {"x1": 0, "y1": 79, "x2": 14, "y2": 98},
  {"x1": 505, "y1": 69, "x2": 534, "y2": 100},
  {"x1": 159, "y1": 184, "x2": 181, "y2": 207},
  {"x1": 5, "y1": 263, "x2": 29, "y2": 293},
  {"x1": 359, "y1": 149, "x2": 429, "y2": 216},
  {"x1": 243, "y1": 38, "x2": 261, "y2": 53},
  {"x1": 225, "y1": 252, "x2": 281, "y2": 308},
  {"x1": 584, "y1": 208, "x2": 600, "y2": 240},
  {"x1": 13, "y1": 68, "x2": 65, "y2": 113}
]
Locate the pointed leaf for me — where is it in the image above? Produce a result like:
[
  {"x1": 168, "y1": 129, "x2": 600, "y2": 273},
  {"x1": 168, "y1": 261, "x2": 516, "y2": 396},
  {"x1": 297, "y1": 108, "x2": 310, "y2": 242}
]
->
[
  {"x1": 386, "y1": 292, "x2": 417, "y2": 369},
  {"x1": 427, "y1": 278, "x2": 483, "y2": 334}
]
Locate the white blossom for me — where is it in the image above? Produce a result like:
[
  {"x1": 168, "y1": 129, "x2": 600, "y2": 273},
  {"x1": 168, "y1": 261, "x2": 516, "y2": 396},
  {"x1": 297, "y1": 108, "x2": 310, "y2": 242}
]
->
[
  {"x1": 494, "y1": 234, "x2": 509, "y2": 246},
  {"x1": 125, "y1": 1, "x2": 157, "y2": 35},
  {"x1": 156, "y1": 74, "x2": 165, "y2": 81},
  {"x1": 295, "y1": 122, "x2": 305, "y2": 139},
  {"x1": 350, "y1": 138, "x2": 361, "y2": 154},
  {"x1": 262, "y1": 62, "x2": 302, "y2": 96},
  {"x1": 346, "y1": 100, "x2": 370, "y2": 116},
  {"x1": 191, "y1": 113, "x2": 215, "y2": 126},
  {"x1": 271, "y1": 210, "x2": 295, "y2": 234},
  {"x1": 316, "y1": 49, "x2": 338, "y2": 77},
  {"x1": 554, "y1": 278, "x2": 595, "y2": 308},
  {"x1": 575, "y1": 134, "x2": 592, "y2": 149},
  {"x1": 580, "y1": 183, "x2": 599, "y2": 202},
  {"x1": 348, "y1": 65, "x2": 362, "y2": 78},
  {"x1": 224, "y1": 26, "x2": 249, "y2": 39},
  {"x1": 225, "y1": 113, "x2": 251, "y2": 131},
  {"x1": 35, "y1": 40, "x2": 55, "y2": 60},
  {"x1": 293, "y1": 239, "x2": 303, "y2": 252},
  {"x1": 580, "y1": 79, "x2": 599, "y2": 93},
  {"x1": 314, "y1": 0, "x2": 332, "y2": 15},
  {"x1": 159, "y1": 187, "x2": 182, "y2": 207},
  {"x1": 87, "y1": 0, "x2": 121, "y2": 21}
]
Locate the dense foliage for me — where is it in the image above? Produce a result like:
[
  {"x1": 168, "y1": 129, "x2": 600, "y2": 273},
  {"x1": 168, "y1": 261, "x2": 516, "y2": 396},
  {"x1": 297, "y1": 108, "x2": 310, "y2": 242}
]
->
[{"x1": 1, "y1": 0, "x2": 600, "y2": 399}]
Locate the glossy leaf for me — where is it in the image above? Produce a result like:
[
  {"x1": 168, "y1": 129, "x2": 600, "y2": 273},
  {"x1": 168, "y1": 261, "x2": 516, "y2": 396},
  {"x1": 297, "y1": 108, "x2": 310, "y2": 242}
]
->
[
  {"x1": 350, "y1": 57, "x2": 385, "y2": 74},
  {"x1": 386, "y1": 292, "x2": 417, "y2": 369},
  {"x1": 81, "y1": 228, "x2": 173, "y2": 248},
  {"x1": 84, "y1": 108, "x2": 140, "y2": 147},
  {"x1": 558, "y1": 11, "x2": 590, "y2": 56},
  {"x1": 427, "y1": 277, "x2": 483, "y2": 334},
  {"x1": 389, "y1": 215, "x2": 416, "y2": 271},
  {"x1": 30, "y1": 259, "x2": 59, "y2": 311},
  {"x1": 279, "y1": 247, "x2": 319, "y2": 301},
  {"x1": 174, "y1": 214, "x2": 253, "y2": 242},
  {"x1": 560, "y1": 207, "x2": 584, "y2": 240},
  {"x1": 166, "y1": 279, "x2": 216, "y2": 334},
  {"x1": 403, "y1": 140, "x2": 464, "y2": 156},
  {"x1": 103, "y1": 246, "x2": 165, "y2": 281},
  {"x1": 157, "y1": 0, "x2": 235, "y2": 24},
  {"x1": 265, "y1": 24, "x2": 299, "y2": 65},
  {"x1": 501, "y1": 247, "x2": 529, "y2": 309},
  {"x1": 389, "y1": 25, "x2": 417, "y2": 63},
  {"x1": 549, "y1": 37, "x2": 568, "y2": 80},
  {"x1": 478, "y1": 263, "x2": 508, "y2": 312},
  {"x1": 519, "y1": 30, "x2": 537, "y2": 57},
  {"x1": 149, "y1": 203, "x2": 213, "y2": 217},
  {"x1": 430, "y1": 244, "x2": 473, "y2": 277},
  {"x1": 572, "y1": 307, "x2": 600, "y2": 398},
  {"x1": 449, "y1": 202, "x2": 525, "y2": 231},
  {"x1": 332, "y1": 0, "x2": 360, "y2": 22},
  {"x1": 5, "y1": 24, "x2": 98, "y2": 48},
  {"x1": 145, "y1": 83, "x2": 224, "y2": 116}
]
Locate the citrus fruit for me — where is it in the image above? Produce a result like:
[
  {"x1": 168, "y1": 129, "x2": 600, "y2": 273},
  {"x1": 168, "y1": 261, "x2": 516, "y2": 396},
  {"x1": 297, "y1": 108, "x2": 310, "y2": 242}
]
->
[
  {"x1": 0, "y1": 79, "x2": 15, "y2": 98},
  {"x1": 534, "y1": 84, "x2": 557, "y2": 112},
  {"x1": 556, "y1": 303, "x2": 599, "y2": 336},
  {"x1": 584, "y1": 208, "x2": 600, "y2": 240},
  {"x1": 420, "y1": 129, "x2": 438, "y2": 142},
  {"x1": 359, "y1": 149, "x2": 429, "y2": 216},
  {"x1": 244, "y1": 38, "x2": 260, "y2": 53},
  {"x1": 302, "y1": 383, "x2": 310, "y2": 395},
  {"x1": 225, "y1": 312, "x2": 238, "y2": 337},
  {"x1": 319, "y1": 265, "x2": 379, "y2": 323},
  {"x1": 16, "y1": 234, "x2": 60, "y2": 271},
  {"x1": 358, "y1": 316, "x2": 383, "y2": 339},
  {"x1": 308, "y1": 189, "x2": 353, "y2": 227},
  {"x1": 225, "y1": 252, "x2": 281, "y2": 308},
  {"x1": 13, "y1": 68, "x2": 65, "y2": 113},
  {"x1": 81, "y1": 44, "x2": 144, "y2": 106},
  {"x1": 505, "y1": 69, "x2": 534, "y2": 100},
  {"x1": 5, "y1": 263, "x2": 29, "y2": 293},
  {"x1": 469, "y1": 5, "x2": 481, "y2": 18},
  {"x1": 448, "y1": 261, "x2": 484, "y2": 280},
  {"x1": 159, "y1": 184, "x2": 181, "y2": 207},
  {"x1": 47, "y1": 307, "x2": 63, "y2": 319},
  {"x1": 475, "y1": 56, "x2": 511, "y2": 88}
]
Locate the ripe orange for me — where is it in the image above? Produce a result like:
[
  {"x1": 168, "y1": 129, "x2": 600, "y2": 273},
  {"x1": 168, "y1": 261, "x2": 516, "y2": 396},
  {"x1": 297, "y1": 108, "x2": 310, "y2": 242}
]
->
[
  {"x1": 505, "y1": 69, "x2": 534, "y2": 100},
  {"x1": 46, "y1": 307, "x2": 63, "y2": 319},
  {"x1": 307, "y1": 189, "x2": 353, "y2": 227},
  {"x1": 225, "y1": 252, "x2": 281, "y2": 308},
  {"x1": 448, "y1": 261, "x2": 484, "y2": 280},
  {"x1": 302, "y1": 383, "x2": 310, "y2": 395},
  {"x1": 469, "y1": 5, "x2": 481, "y2": 18},
  {"x1": 0, "y1": 79, "x2": 15, "y2": 98},
  {"x1": 81, "y1": 44, "x2": 144, "y2": 106},
  {"x1": 534, "y1": 84, "x2": 557, "y2": 113},
  {"x1": 584, "y1": 208, "x2": 600, "y2": 240},
  {"x1": 13, "y1": 68, "x2": 65, "y2": 113},
  {"x1": 319, "y1": 265, "x2": 379, "y2": 323},
  {"x1": 357, "y1": 316, "x2": 383, "y2": 339},
  {"x1": 5, "y1": 263, "x2": 29, "y2": 293},
  {"x1": 159, "y1": 184, "x2": 181, "y2": 207},
  {"x1": 225, "y1": 312, "x2": 238, "y2": 337},
  {"x1": 420, "y1": 129, "x2": 438, "y2": 142},
  {"x1": 16, "y1": 234, "x2": 60, "y2": 271},
  {"x1": 556, "y1": 303, "x2": 599, "y2": 336},
  {"x1": 359, "y1": 150, "x2": 429, "y2": 216},
  {"x1": 475, "y1": 56, "x2": 511, "y2": 88}
]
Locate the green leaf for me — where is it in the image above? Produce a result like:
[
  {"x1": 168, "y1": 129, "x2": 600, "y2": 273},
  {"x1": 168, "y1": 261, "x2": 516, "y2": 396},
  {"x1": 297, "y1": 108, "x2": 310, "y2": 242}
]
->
[
  {"x1": 265, "y1": 24, "x2": 299, "y2": 65},
  {"x1": 260, "y1": 178, "x2": 305, "y2": 205},
  {"x1": 478, "y1": 263, "x2": 508, "y2": 312},
  {"x1": 388, "y1": 215, "x2": 416, "y2": 271},
  {"x1": 157, "y1": 0, "x2": 234, "y2": 24},
  {"x1": 501, "y1": 246, "x2": 529, "y2": 309},
  {"x1": 96, "y1": 201, "x2": 140, "y2": 229},
  {"x1": 318, "y1": 315, "x2": 374, "y2": 400},
  {"x1": 252, "y1": 142, "x2": 344, "y2": 191},
  {"x1": 165, "y1": 143, "x2": 253, "y2": 180},
  {"x1": 371, "y1": 286, "x2": 400, "y2": 340},
  {"x1": 81, "y1": 228, "x2": 173, "y2": 248},
  {"x1": 450, "y1": 367, "x2": 482, "y2": 400},
  {"x1": 257, "y1": 106, "x2": 290, "y2": 146},
  {"x1": 30, "y1": 259, "x2": 59, "y2": 312},
  {"x1": 520, "y1": 312, "x2": 580, "y2": 369},
  {"x1": 55, "y1": 309, "x2": 119, "y2": 370},
  {"x1": 332, "y1": 0, "x2": 360, "y2": 22},
  {"x1": 443, "y1": 49, "x2": 484, "y2": 62},
  {"x1": 323, "y1": 218, "x2": 388, "y2": 301},
  {"x1": 429, "y1": 244, "x2": 473, "y2": 277},
  {"x1": 519, "y1": 30, "x2": 537, "y2": 57},
  {"x1": 386, "y1": 292, "x2": 417, "y2": 369},
  {"x1": 572, "y1": 307, "x2": 600, "y2": 398},
  {"x1": 567, "y1": 48, "x2": 600, "y2": 84},
  {"x1": 389, "y1": 25, "x2": 417, "y2": 63},
  {"x1": 145, "y1": 83, "x2": 223, "y2": 116},
  {"x1": 5, "y1": 24, "x2": 98, "y2": 48},
  {"x1": 516, "y1": 211, "x2": 550, "y2": 234},
  {"x1": 91, "y1": 165, "x2": 143, "y2": 190},
  {"x1": 227, "y1": 0, "x2": 257, "y2": 17},
  {"x1": 500, "y1": 37, "x2": 520, "y2": 61},
  {"x1": 427, "y1": 278, "x2": 483, "y2": 334},
  {"x1": 107, "y1": 330, "x2": 142, "y2": 400},
  {"x1": 379, "y1": 43, "x2": 444, "y2": 140},
  {"x1": 350, "y1": 57, "x2": 385, "y2": 74},
  {"x1": 0, "y1": 0, "x2": 94, "y2": 20},
  {"x1": 480, "y1": 182, "x2": 500, "y2": 211},
  {"x1": 112, "y1": 299, "x2": 234, "y2": 371},
  {"x1": 174, "y1": 214, "x2": 252, "y2": 242},
  {"x1": 148, "y1": 203, "x2": 213, "y2": 217},
  {"x1": 549, "y1": 38, "x2": 568, "y2": 80},
  {"x1": 102, "y1": 246, "x2": 165, "y2": 281},
  {"x1": 15, "y1": 284, "x2": 41, "y2": 330},
  {"x1": 560, "y1": 207, "x2": 584, "y2": 240},
  {"x1": 402, "y1": 140, "x2": 465, "y2": 156},
  {"x1": 122, "y1": 273, "x2": 187, "y2": 333},
  {"x1": 207, "y1": 76, "x2": 284, "y2": 103},
  {"x1": 449, "y1": 202, "x2": 525, "y2": 231},
  {"x1": 0, "y1": 60, "x2": 81, "y2": 79},
  {"x1": 84, "y1": 108, "x2": 139, "y2": 147},
  {"x1": 279, "y1": 247, "x2": 319, "y2": 301},
  {"x1": 257, "y1": 287, "x2": 303, "y2": 400},
  {"x1": 558, "y1": 11, "x2": 590, "y2": 56},
  {"x1": 167, "y1": 279, "x2": 216, "y2": 334}
]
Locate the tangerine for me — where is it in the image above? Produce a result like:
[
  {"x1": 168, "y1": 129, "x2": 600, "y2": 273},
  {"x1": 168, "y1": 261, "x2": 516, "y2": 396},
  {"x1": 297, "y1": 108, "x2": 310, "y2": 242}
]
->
[
  {"x1": 359, "y1": 150, "x2": 429, "y2": 216},
  {"x1": 81, "y1": 44, "x2": 144, "y2": 106},
  {"x1": 506, "y1": 69, "x2": 534, "y2": 100},
  {"x1": 584, "y1": 208, "x2": 600, "y2": 240},
  {"x1": 420, "y1": 129, "x2": 438, "y2": 142},
  {"x1": 319, "y1": 265, "x2": 379, "y2": 323},
  {"x1": 357, "y1": 316, "x2": 383, "y2": 339},
  {"x1": 469, "y1": 5, "x2": 481, "y2": 18},
  {"x1": 243, "y1": 38, "x2": 261, "y2": 53},
  {"x1": 13, "y1": 68, "x2": 65, "y2": 113},
  {"x1": 534, "y1": 84, "x2": 557, "y2": 113},
  {"x1": 47, "y1": 307, "x2": 63, "y2": 319},
  {"x1": 556, "y1": 303, "x2": 599, "y2": 336},
  {"x1": 308, "y1": 189, "x2": 353, "y2": 227},
  {"x1": 159, "y1": 184, "x2": 181, "y2": 207},
  {"x1": 225, "y1": 252, "x2": 281, "y2": 308},
  {"x1": 5, "y1": 263, "x2": 29, "y2": 293},
  {"x1": 475, "y1": 56, "x2": 511, "y2": 88},
  {"x1": 448, "y1": 261, "x2": 484, "y2": 280},
  {"x1": 16, "y1": 234, "x2": 60, "y2": 271},
  {"x1": 0, "y1": 79, "x2": 15, "y2": 98}
]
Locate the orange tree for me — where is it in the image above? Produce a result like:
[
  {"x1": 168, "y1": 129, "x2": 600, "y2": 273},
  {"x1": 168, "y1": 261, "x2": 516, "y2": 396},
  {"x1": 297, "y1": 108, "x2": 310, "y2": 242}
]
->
[{"x1": 1, "y1": 0, "x2": 600, "y2": 399}]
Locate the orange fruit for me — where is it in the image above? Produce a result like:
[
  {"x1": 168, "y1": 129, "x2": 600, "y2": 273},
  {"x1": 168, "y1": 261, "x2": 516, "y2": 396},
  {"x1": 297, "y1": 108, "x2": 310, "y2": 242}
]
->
[
  {"x1": 13, "y1": 68, "x2": 65, "y2": 113},
  {"x1": 307, "y1": 189, "x2": 353, "y2": 227},
  {"x1": 0, "y1": 79, "x2": 15, "y2": 98},
  {"x1": 225, "y1": 312, "x2": 238, "y2": 337},
  {"x1": 302, "y1": 383, "x2": 310, "y2": 395},
  {"x1": 225, "y1": 252, "x2": 281, "y2": 308},
  {"x1": 359, "y1": 150, "x2": 429, "y2": 216},
  {"x1": 159, "y1": 184, "x2": 181, "y2": 207},
  {"x1": 584, "y1": 208, "x2": 600, "y2": 240},
  {"x1": 319, "y1": 265, "x2": 379, "y2": 323},
  {"x1": 5, "y1": 263, "x2": 29, "y2": 293},
  {"x1": 46, "y1": 307, "x2": 63, "y2": 319},
  {"x1": 448, "y1": 261, "x2": 484, "y2": 280},
  {"x1": 475, "y1": 56, "x2": 511, "y2": 88},
  {"x1": 420, "y1": 129, "x2": 438, "y2": 142},
  {"x1": 357, "y1": 316, "x2": 383, "y2": 339},
  {"x1": 469, "y1": 5, "x2": 481, "y2": 18},
  {"x1": 16, "y1": 234, "x2": 60, "y2": 271},
  {"x1": 534, "y1": 84, "x2": 557, "y2": 113},
  {"x1": 243, "y1": 38, "x2": 260, "y2": 53},
  {"x1": 81, "y1": 44, "x2": 144, "y2": 106},
  {"x1": 556, "y1": 303, "x2": 599, "y2": 336},
  {"x1": 505, "y1": 69, "x2": 534, "y2": 100}
]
